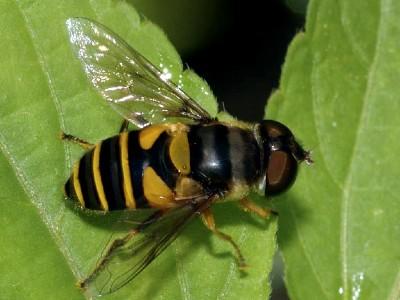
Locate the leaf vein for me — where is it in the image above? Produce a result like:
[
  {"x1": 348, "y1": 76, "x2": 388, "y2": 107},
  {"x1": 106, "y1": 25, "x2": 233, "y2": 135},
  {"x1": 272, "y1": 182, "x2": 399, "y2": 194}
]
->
[
  {"x1": 174, "y1": 239, "x2": 192, "y2": 300},
  {"x1": 217, "y1": 227, "x2": 248, "y2": 300},
  {"x1": 288, "y1": 203, "x2": 330, "y2": 299},
  {"x1": 337, "y1": 1, "x2": 369, "y2": 66},
  {"x1": 340, "y1": 0, "x2": 384, "y2": 298},
  {"x1": 305, "y1": 16, "x2": 334, "y2": 297},
  {"x1": 13, "y1": 0, "x2": 81, "y2": 280},
  {"x1": 387, "y1": 267, "x2": 400, "y2": 300}
]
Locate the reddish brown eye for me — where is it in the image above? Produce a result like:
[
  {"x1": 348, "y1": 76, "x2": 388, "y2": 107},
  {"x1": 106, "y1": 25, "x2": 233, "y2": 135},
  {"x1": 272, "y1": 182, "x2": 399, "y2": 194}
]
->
[{"x1": 266, "y1": 150, "x2": 298, "y2": 195}]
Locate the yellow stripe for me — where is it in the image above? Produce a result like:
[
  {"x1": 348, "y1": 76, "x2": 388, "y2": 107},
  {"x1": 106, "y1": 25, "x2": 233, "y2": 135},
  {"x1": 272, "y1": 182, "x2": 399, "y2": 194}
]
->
[
  {"x1": 143, "y1": 166, "x2": 174, "y2": 208},
  {"x1": 169, "y1": 131, "x2": 191, "y2": 175},
  {"x1": 119, "y1": 132, "x2": 136, "y2": 209},
  {"x1": 72, "y1": 162, "x2": 85, "y2": 207},
  {"x1": 139, "y1": 124, "x2": 168, "y2": 150},
  {"x1": 92, "y1": 143, "x2": 109, "y2": 211}
]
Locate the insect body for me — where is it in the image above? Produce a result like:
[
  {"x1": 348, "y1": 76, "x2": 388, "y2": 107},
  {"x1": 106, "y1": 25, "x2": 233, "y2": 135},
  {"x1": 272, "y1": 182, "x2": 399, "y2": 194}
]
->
[
  {"x1": 64, "y1": 18, "x2": 312, "y2": 295},
  {"x1": 65, "y1": 121, "x2": 302, "y2": 212}
]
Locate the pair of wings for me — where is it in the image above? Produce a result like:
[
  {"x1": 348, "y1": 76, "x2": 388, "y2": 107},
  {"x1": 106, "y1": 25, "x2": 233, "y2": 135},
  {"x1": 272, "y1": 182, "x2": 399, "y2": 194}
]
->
[
  {"x1": 66, "y1": 18, "x2": 217, "y2": 296},
  {"x1": 66, "y1": 17, "x2": 213, "y2": 129}
]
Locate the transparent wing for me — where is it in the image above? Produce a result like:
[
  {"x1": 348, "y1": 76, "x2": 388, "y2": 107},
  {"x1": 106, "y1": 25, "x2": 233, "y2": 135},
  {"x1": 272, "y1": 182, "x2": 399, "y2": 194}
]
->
[
  {"x1": 81, "y1": 194, "x2": 215, "y2": 296},
  {"x1": 66, "y1": 18, "x2": 213, "y2": 128}
]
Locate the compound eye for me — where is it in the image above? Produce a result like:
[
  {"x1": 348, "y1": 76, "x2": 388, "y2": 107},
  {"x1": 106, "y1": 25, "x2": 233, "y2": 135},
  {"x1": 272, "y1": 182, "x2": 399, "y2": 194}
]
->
[
  {"x1": 263, "y1": 120, "x2": 293, "y2": 139},
  {"x1": 266, "y1": 150, "x2": 298, "y2": 196}
]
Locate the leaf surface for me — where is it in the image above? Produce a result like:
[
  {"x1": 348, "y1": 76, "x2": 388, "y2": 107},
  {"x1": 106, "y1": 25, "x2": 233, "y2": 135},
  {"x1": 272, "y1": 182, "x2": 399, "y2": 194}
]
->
[
  {"x1": 267, "y1": 0, "x2": 400, "y2": 299},
  {"x1": 0, "y1": 1, "x2": 276, "y2": 299}
]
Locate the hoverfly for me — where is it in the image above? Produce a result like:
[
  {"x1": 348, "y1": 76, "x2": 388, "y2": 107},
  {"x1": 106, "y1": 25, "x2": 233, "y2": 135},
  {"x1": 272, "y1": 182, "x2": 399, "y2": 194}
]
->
[{"x1": 64, "y1": 18, "x2": 312, "y2": 296}]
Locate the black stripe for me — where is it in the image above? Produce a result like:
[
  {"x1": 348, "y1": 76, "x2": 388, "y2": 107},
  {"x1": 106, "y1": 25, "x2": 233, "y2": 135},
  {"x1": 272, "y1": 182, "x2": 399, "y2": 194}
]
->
[
  {"x1": 99, "y1": 136, "x2": 126, "y2": 210},
  {"x1": 213, "y1": 125, "x2": 232, "y2": 183},
  {"x1": 79, "y1": 151, "x2": 100, "y2": 210},
  {"x1": 189, "y1": 124, "x2": 231, "y2": 189},
  {"x1": 64, "y1": 178, "x2": 72, "y2": 198},
  {"x1": 188, "y1": 125, "x2": 204, "y2": 180},
  {"x1": 228, "y1": 128, "x2": 261, "y2": 183},
  {"x1": 149, "y1": 132, "x2": 177, "y2": 189},
  {"x1": 128, "y1": 131, "x2": 149, "y2": 208},
  {"x1": 240, "y1": 130, "x2": 261, "y2": 183}
]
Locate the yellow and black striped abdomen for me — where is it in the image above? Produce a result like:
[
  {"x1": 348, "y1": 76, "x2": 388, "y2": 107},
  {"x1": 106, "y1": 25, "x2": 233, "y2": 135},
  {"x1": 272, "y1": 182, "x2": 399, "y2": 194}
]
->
[{"x1": 65, "y1": 125, "x2": 187, "y2": 211}]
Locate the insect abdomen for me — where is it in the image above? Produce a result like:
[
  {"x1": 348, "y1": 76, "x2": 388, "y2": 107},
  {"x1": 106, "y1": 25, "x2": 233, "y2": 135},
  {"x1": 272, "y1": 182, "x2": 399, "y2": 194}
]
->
[{"x1": 65, "y1": 128, "x2": 180, "y2": 211}]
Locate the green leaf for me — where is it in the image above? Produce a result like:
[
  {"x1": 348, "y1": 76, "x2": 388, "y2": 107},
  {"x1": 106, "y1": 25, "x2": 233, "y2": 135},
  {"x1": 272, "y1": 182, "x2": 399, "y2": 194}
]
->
[
  {"x1": 267, "y1": 0, "x2": 400, "y2": 299},
  {"x1": 0, "y1": 1, "x2": 276, "y2": 299}
]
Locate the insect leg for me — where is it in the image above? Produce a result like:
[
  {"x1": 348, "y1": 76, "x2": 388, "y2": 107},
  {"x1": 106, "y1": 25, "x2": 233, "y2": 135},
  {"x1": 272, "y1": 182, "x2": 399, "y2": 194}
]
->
[
  {"x1": 238, "y1": 198, "x2": 277, "y2": 218},
  {"x1": 201, "y1": 208, "x2": 247, "y2": 269},
  {"x1": 78, "y1": 210, "x2": 163, "y2": 290},
  {"x1": 60, "y1": 132, "x2": 94, "y2": 150},
  {"x1": 119, "y1": 119, "x2": 130, "y2": 133}
]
